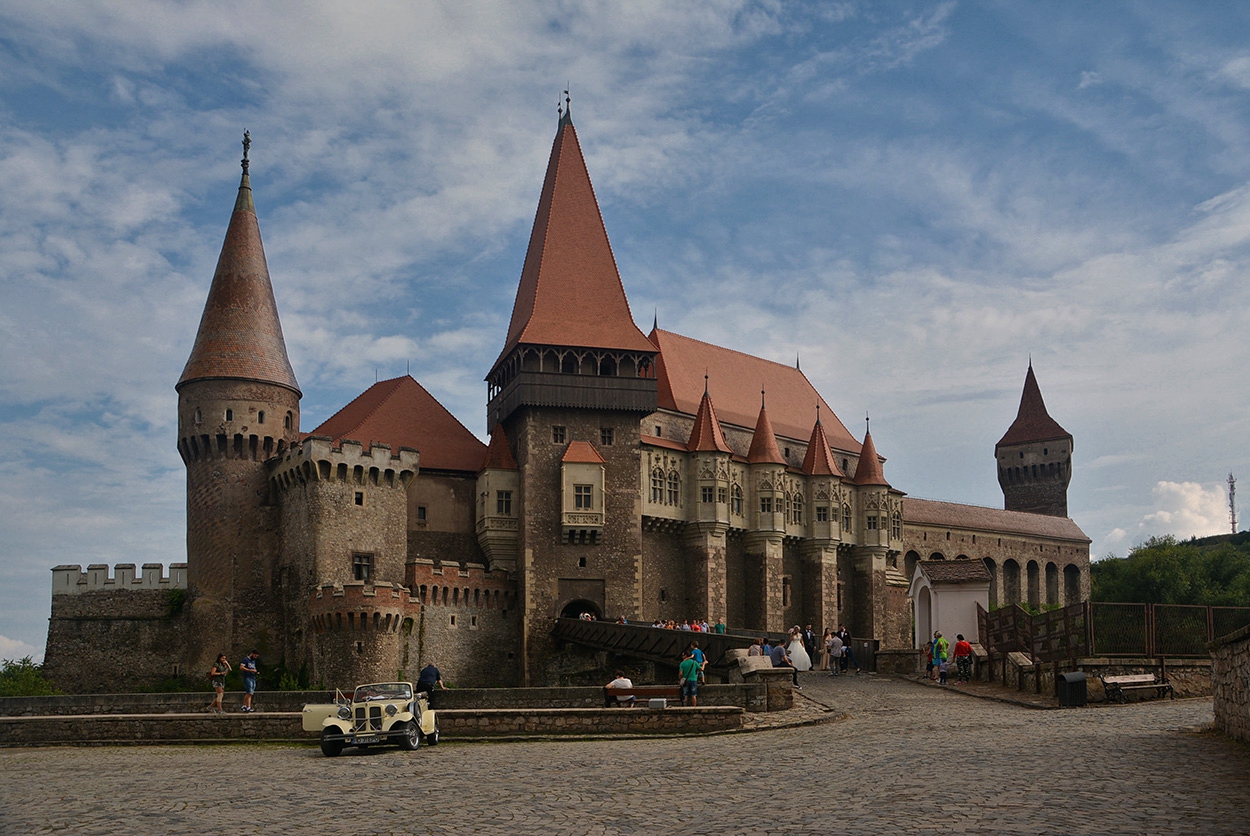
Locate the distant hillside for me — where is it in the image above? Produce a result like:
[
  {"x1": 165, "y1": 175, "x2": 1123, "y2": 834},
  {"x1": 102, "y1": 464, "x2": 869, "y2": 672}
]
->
[{"x1": 1092, "y1": 534, "x2": 1250, "y2": 606}]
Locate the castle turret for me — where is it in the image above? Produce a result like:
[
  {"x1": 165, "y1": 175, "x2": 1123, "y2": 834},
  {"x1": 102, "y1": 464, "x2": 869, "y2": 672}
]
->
[
  {"x1": 684, "y1": 381, "x2": 733, "y2": 627},
  {"x1": 799, "y1": 413, "x2": 844, "y2": 632},
  {"x1": 176, "y1": 134, "x2": 301, "y2": 667},
  {"x1": 849, "y1": 422, "x2": 907, "y2": 647},
  {"x1": 996, "y1": 363, "x2": 1072, "y2": 517},
  {"x1": 745, "y1": 395, "x2": 787, "y2": 631}
]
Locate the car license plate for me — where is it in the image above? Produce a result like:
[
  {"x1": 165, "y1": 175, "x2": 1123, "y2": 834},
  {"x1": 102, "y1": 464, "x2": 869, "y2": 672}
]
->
[{"x1": 353, "y1": 735, "x2": 378, "y2": 744}]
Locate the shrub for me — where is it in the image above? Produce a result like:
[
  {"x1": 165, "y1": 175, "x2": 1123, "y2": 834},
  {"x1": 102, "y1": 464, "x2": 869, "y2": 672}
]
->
[{"x1": 0, "y1": 657, "x2": 60, "y2": 697}]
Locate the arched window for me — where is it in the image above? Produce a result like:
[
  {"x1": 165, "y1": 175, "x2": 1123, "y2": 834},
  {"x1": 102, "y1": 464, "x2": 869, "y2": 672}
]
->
[
  {"x1": 257, "y1": 411, "x2": 265, "y2": 424},
  {"x1": 891, "y1": 511, "x2": 902, "y2": 539},
  {"x1": 667, "y1": 470, "x2": 681, "y2": 506},
  {"x1": 841, "y1": 503, "x2": 852, "y2": 532},
  {"x1": 731, "y1": 484, "x2": 743, "y2": 515},
  {"x1": 792, "y1": 493, "x2": 804, "y2": 525},
  {"x1": 650, "y1": 468, "x2": 665, "y2": 504},
  {"x1": 225, "y1": 408, "x2": 233, "y2": 421},
  {"x1": 284, "y1": 411, "x2": 293, "y2": 430}
]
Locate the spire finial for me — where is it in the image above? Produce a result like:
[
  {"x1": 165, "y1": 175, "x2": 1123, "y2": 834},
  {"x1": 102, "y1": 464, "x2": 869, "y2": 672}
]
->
[
  {"x1": 559, "y1": 87, "x2": 573, "y2": 126},
  {"x1": 816, "y1": 402, "x2": 821, "y2": 425},
  {"x1": 704, "y1": 372, "x2": 709, "y2": 396},
  {"x1": 652, "y1": 308, "x2": 658, "y2": 332},
  {"x1": 761, "y1": 389, "x2": 766, "y2": 409},
  {"x1": 241, "y1": 130, "x2": 251, "y2": 175},
  {"x1": 865, "y1": 412, "x2": 871, "y2": 434},
  {"x1": 795, "y1": 353, "x2": 801, "y2": 370}
]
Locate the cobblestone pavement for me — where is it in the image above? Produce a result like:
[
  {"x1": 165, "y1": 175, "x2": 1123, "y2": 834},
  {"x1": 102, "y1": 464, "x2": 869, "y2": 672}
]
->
[{"x1": 2, "y1": 672, "x2": 1247, "y2": 836}]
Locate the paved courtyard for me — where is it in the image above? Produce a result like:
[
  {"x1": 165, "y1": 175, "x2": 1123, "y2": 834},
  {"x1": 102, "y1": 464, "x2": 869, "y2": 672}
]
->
[{"x1": 1, "y1": 672, "x2": 1247, "y2": 835}]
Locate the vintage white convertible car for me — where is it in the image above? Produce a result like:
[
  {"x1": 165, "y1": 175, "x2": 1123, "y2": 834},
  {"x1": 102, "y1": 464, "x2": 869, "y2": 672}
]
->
[{"x1": 302, "y1": 682, "x2": 440, "y2": 757}]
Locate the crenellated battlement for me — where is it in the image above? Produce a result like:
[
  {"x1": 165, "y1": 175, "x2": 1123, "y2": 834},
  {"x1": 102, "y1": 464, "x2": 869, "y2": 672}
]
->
[
  {"x1": 406, "y1": 559, "x2": 517, "y2": 610},
  {"x1": 51, "y1": 563, "x2": 187, "y2": 596},
  {"x1": 309, "y1": 581, "x2": 412, "y2": 634},
  {"x1": 270, "y1": 436, "x2": 419, "y2": 493}
]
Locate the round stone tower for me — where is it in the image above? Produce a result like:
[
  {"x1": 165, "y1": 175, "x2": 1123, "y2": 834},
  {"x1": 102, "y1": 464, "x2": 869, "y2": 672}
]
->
[{"x1": 176, "y1": 134, "x2": 301, "y2": 670}]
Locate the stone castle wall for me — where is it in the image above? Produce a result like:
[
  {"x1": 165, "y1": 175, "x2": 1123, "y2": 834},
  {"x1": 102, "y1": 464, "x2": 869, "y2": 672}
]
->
[{"x1": 1212, "y1": 623, "x2": 1250, "y2": 743}]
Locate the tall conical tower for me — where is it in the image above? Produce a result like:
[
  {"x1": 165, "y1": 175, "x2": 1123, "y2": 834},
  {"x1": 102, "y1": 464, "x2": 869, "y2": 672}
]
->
[
  {"x1": 996, "y1": 363, "x2": 1072, "y2": 517},
  {"x1": 486, "y1": 100, "x2": 657, "y2": 683},
  {"x1": 176, "y1": 133, "x2": 302, "y2": 669}
]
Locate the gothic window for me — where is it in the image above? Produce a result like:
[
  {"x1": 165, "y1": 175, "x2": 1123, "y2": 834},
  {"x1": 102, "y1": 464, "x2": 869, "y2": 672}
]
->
[
  {"x1": 731, "y1": 484, "x2": 743, "y2": 515},
  {"x1": 667, "y1": 470, "x2": 681, "y2": 505},
  {"x1": 760, "y1": 496, "x2": 772, "y2": 514},
  {"x1": 574, "y1": 484, "x2": 593, "y2": 509},
  {"x1": 717, "y1": 486, "x2": 727, "y2": 504},
  {"x1": 891, "y1": 511, "x2": 902, "y2": 539},
  {"x1": 816, "y1": 505, "x2": 829, "y2": 523},
  {"x1": 867, "y1": 515, "x2": 878, "y2": 530},
  {"x1": 352, "y1": 553, "x2": 374, "y2": 581},
  {"x1": 792, "y1": 494, "x2": 804, "y2": 524},
  {"x1": 552, "y1": 425, "x2": 566, "y2": 444},
  {"x1": 842, "y1": 503, "x2": 852, "y2": 531},
  {"x1": 651, "y1": 468, "x2": 665, "y2": 504},
  {"x1": 701, "y1": 486, "x2": 714, "y2": 504},
  {"x1": 496, "y1": 490, "x2": 513, "y2": 516},
  {"x1": 600, "y1": 428, "x2": 614, "y2": 446}
]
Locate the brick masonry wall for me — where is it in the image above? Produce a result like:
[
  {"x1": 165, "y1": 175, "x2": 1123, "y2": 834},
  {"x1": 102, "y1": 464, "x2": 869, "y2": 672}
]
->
[{"x1": 1211, "y1": 624, "x2": 1250, "y2": 743}]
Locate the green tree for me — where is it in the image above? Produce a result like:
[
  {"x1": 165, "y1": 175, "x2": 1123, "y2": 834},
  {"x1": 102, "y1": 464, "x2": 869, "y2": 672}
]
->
[
  {"x1": 0, "y1": 657, "x2": 60, "y2": 697},
  {"x1": 1093, "y1": 534, "x2": 1250, "y2": 605}
]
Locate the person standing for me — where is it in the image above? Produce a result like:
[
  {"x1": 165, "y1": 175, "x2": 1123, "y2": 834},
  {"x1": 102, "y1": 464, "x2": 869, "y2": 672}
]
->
[
  {"x1": 930, "y1": 631, "x2": 950, "y2": 683},
  {"x1": 679, "y1": 649, "x2": 701, "y2": 706},
  {"x1": 239, "y1": 650, "x2": 259, "y2": 712},
  {"x1": 836, "y1": 625, "x2": 858, "y2": 673},
  {"x1": 713, "y1": 617, "x2": 726, "y2": 635},
  {"x1": 206, "y1": 653, "x2": 230, "y2": 714},
  {"x1": 818, "y1": 628, "x2": 832, "y2": 671},
  {"x1": 827, "y1": 632, "x2": 843, "y2": 676},
  {"x1": 953, "y1": 634, "x2": 973, "y2": 684}
]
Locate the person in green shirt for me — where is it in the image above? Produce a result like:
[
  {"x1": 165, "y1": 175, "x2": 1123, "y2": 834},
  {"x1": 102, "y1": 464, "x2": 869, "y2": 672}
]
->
[
  {"x1": 679, "y1": 649, "x2": 701, "y2": 706},
  {"x1": 713, "y1": 618, "x2": 726, "y2": 635}
]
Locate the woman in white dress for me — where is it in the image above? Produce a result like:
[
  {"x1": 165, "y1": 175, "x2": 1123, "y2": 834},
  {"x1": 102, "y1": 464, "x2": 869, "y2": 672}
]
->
[{"x1": 786, "y1": 627, "x2": 812, "y2": 671}]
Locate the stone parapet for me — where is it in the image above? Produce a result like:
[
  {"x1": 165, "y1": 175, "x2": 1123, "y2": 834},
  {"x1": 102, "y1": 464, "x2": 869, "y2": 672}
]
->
[
  {"x1": 52, "y1": 563, "x2": 187, "y2": 595},
  {"x1": 1211, "y1": 623, "x2": 1250, "y2": 743}
]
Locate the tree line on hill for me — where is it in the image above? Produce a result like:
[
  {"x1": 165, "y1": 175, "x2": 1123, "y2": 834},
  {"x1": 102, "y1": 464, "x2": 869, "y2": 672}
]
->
[{"x1": 1093, "y1": 533, "x2": 1250, "y2": 606}]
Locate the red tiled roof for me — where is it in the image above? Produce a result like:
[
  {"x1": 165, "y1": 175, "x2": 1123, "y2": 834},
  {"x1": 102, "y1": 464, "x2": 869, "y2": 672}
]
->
[
  {"x1": 997, "y1": 364, "x2": 1071, "y2": 448},
  {"x1": 178, "y1": 173, "x2": 300, "y2": 394},
  {"x1": 310, "y1": 376, "x2": 486, "y2": 472},
  {"x1": 687, "y1": 388, "x2": 732, "y2": 453},
  {"x1": 491, "y1": 117, "x2": 655, "y2": 374},
  {"x1": 562, "y1": 440, "x2": 606, "y2": 464},
  {"x1": 482, "y1": 424, "x2": 518, "y2": 470},
  {"x1": 903, "y1": 497, "x2": 1090, "y2": 543},
  {"x1": 747, "y1": 403, "x2": 786, "y2": 465},
  {"x1": 650, "y1": 329, "x2": 859, "y2": 451},
  {"x1": 801, "y1": 419, "x2": 844, "y2": 477},
  {"x1": 640, "y1": 434, "x2": 688, "y2": 452},
  {"x1": 917, "y1": 559, "x2": 992, "y2": 584},
  {"x1": 853, "y1": 429, "x2": 889, "y2": 486}
]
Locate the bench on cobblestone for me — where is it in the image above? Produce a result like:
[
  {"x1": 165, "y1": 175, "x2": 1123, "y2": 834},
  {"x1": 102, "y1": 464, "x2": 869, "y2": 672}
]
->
[
  {"x1": 604, "y1": 685, "x2": 682, "y2": 707},
  {"x1": 1099, "y1": 673, "x2": 1174, "y2": 704}
]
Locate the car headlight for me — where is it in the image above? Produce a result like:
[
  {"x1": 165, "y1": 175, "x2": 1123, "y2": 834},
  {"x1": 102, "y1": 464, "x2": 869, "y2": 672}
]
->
[
  {"x1": 337, "y1": 706, "x2": 351, "y2": 720},
  {"x1": 385, "y1": 704, "x2": 398, "y2": 717}
]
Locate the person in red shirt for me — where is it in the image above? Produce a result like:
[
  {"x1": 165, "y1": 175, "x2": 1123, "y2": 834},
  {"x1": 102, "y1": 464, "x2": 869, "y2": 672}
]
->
[{"x1": 953, "y1": 634, "x2": 974, "y2": 684}]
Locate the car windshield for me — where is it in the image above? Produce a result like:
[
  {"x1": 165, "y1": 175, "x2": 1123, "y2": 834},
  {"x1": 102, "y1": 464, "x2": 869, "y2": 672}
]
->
[{"x1": 353, "y1": 683, "x2": 412, "y2": 702}]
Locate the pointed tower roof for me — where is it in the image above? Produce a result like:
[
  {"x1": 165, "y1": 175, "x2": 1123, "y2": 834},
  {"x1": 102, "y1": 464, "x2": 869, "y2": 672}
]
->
[
  {"x1": 490, "y1": 110, "x2": 655, "y2": 375},
  {"x1": 747, "y1": 396, "x2": 786, "y2": 465},
  {"x1": 178, "y1": 138, "x2": 300, "y2": 395},
  {"x1": 853, "y1": 424, "x2": 890, "y2": 487},
  {"x1": 482, "y1": 424, "x2": 519, "y2": 470},
  {"x1": 801, "y1": 415, "x2": 844, "y2": 477},
  {"x1": 686, "y1": 381, "x2": 732, "y2": 453},
  {"x1": 310, "y1": 375, "x2": 487, "y2": 472},
  {"x1": 996, "y1": 363, "x2": 1072, "y2": 448}
]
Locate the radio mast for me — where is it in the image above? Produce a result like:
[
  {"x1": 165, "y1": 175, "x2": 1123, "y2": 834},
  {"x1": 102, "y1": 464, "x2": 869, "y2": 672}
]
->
[{"x1": 1229, "y1": 473, "x2": 1237, "y2": 535}]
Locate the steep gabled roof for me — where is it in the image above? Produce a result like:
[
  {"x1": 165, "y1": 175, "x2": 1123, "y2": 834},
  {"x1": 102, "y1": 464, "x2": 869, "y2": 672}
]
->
[
  {"x1": 650, "y1": 328, "x2": 859, "y2": 451},
  {"x1": 746, "y1": 401, "x2": 786, "y2": 465},
  {"x1": 853, "y1": 427, "x2": 890, "y2": 487},
  {"x1": 997, "y1": 363, "x2": 1071, "y2": 448},
  {"x1": 686, "y1": 387, "x2": 732, "y2": 453},
  {"x1": 801, "y1": 418, "x2": 844, "y2": 477},
  {"x1": 904, "y1": 497, "x2": 1090, "y2": 543},
  {"x1": 562, "y1": 440, "x2": 606, "y2": 464},
  {"x1": 310, "y1": 375, "x2": 486, "y2": 472},
  {"x1": 482, "y1": 424, "x2": 518, "y2": 470},
  {"x1": 178, "y1": 164, "x2": 300, "y2": 395},
  {"x1": 490, "y1": 113, "x2": 654, "y2": 375}
]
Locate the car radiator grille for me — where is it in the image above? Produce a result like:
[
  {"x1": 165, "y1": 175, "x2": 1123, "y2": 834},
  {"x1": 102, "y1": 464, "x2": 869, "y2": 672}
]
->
[{"x1": 354, "y1": 706, "x2": 383, "y2": 732}]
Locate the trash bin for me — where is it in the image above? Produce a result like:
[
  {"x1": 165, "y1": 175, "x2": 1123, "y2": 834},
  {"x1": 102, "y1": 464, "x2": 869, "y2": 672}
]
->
[{"x1": 1057, "y1": 671, "x2": 1087, "y2": 707}]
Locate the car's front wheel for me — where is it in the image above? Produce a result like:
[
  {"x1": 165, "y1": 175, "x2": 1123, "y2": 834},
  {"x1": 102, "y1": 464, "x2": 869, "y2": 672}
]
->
[
  {"x1": 398, "y1": 720, "x2": 420, "y2": 751},
  {"x1": 320, "y1": 729, "x2": 345, "y2": 758}
]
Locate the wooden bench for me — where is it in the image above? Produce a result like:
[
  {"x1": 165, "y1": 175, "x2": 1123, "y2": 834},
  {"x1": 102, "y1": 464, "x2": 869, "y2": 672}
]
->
[
  {"x1": 1099, "y1": 673, "x2": 1174, "y2": 704},
  {"x1": 604, "y1": 685, "x2": 682, "y2": 707}
]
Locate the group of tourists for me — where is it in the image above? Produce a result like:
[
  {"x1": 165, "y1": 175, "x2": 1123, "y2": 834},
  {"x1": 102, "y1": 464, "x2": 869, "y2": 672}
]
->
[
  {"x1": 926, "y1": 630, "x2": 973, "y2": 684},
  {"x1": 650, "y1": 618, "x2": 727, "y2": 634},
  {"x1": 205, "y1": 650, "x2": 260, "y2": 714}
]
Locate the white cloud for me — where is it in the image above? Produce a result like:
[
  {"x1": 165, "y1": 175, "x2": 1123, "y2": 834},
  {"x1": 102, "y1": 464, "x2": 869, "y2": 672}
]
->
[
  {"x1": 0, "y1": 635, "x2": 44, "y2": 664},
  {"x1": 1078, "y1": 71, "x2": 1102, "y2": 89},
  {"x1": 1133, "y1": 481, "x2": 1231, "y2": 544}
]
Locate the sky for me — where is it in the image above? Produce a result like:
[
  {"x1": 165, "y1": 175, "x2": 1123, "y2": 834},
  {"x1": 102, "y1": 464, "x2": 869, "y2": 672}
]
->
[{"x1": 2, "y1": 1, "x2": 1248, "y2": 662}]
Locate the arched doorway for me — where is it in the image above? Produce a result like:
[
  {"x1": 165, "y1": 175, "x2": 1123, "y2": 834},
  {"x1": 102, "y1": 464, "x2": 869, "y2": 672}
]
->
[
  {"x1": 559, "y1": 599, "x2": 603, "y2": 620},
  {"x1": 1064, "y1": 564, "x2": 1082, "y2": 604},
  {"x1": 915, "y1": 586, "x2": 933, "y2": 650}
]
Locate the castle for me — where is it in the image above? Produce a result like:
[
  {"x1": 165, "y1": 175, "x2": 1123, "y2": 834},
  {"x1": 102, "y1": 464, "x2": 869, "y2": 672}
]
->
[{"x1": 44, "y1": 109, "x2": 1090, "y2": 692}]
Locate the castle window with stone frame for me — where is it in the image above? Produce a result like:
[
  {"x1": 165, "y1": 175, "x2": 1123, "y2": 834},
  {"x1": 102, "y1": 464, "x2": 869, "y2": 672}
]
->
[
  {"x1": 352, "y1": 552, "x2": 374, "y2": 581},
  {"x1": 732, "y1": 484, "x2": 743, "y2": 515},
  {"x1": 574, "y1": 484, "x2": 593, "y2": 509},
  {"x1": 717, "y1": 486, "x2": 727, "y2": 504},
  {"x1": 760, "y1": 496, "x2": 773, "y2": 513},
  {"x1": 666, "y1": 470, "x2": 681, "y2": 505},
  {"x1": 867, "y1": 514, "x2": 878, "y2": 530},
  {"x1": 193, "y1": 407, "x2": 202, "y2": 424},
  {"x1": 701, "y1": 486, "x2": 714, "y2": 504},
  {"x1": 792, "y1": 494, "x2": 804, "y2": 524},
  {"x1": 284, "y1": 411, "x2": 292, "y2": 429},
  {"x1": 225, "y1": 408, "x2": 233, "y2": 421},
  {"x1": 258, "y1": 410, "x2": 265, "y2": 424},
  {"x1": 600, "y1": 428, "x2": 614, "y2": 446},
  {"x1": 651, "y1": 468, "x2": 665, "y2": 504},
  {"x1": 552, "y1": 425, "x2": 566, "y2": 444},
  {"x1": 496, "y1": 490, "x2": 512, "y2": 516},
  {"x1": 842, "y1": 503, "x2": 852, "y2": 531},
  {"x1": 891, "y1": 511, "x2": 902, "y2": 539},
  {"x1": 816, "y1": 505, "x2": 828, "y2": 523}
]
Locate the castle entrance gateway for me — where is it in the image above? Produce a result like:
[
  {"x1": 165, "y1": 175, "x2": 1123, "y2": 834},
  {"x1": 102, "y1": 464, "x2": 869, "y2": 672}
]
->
[{"x1": 557, "y1": 578, "x2": 606, "y2": 620}]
